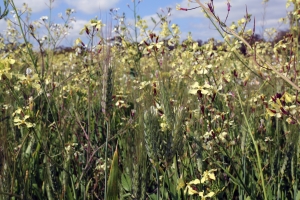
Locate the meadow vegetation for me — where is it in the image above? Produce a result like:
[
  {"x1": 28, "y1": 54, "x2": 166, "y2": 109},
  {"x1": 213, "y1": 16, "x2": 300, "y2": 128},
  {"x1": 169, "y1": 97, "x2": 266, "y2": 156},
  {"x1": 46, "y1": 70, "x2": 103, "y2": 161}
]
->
[{"x1": 0, "y1": 0, "x2": 300, "y2": 199}]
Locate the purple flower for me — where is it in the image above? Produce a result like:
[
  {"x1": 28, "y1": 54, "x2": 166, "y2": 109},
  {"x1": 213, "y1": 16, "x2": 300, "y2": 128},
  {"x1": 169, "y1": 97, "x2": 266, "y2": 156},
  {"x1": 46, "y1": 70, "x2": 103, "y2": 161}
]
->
[
  {"x1": 227, "y1": 2, "x2": 231, "y2": 12},
  {"x1": 207, "y1": 3, "x2": 214, "y2": 13}
]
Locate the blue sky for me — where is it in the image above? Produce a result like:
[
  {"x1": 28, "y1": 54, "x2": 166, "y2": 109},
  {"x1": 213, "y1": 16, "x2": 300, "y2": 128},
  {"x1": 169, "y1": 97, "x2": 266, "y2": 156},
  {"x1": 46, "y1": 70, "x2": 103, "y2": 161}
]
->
[{"x1": 0, "y1": 0, "x2": 292, "y2": 47}]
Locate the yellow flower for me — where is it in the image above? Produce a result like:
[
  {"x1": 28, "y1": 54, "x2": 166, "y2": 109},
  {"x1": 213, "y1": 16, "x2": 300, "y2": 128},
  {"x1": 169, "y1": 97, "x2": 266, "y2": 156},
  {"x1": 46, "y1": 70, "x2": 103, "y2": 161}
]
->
[
  {"x1": 79, "y1": 20, "x2": 105, "y2": 35},
  {"x1": 160, "y1": 22, "x2": 171, "y2": 37},
  {"x1": 139, "y1": 81, "x2": 150, "y2": 89},
  {"x1": 75, "y1": 38, "x2": 82, "y2": 45},
  {"x1": 189, "y1": 82, "x2": 212, "y2": 95},
  {"x1": 201, "y1": 169, "x2": 217, "y2": 183},
  {"x1": 199, "y1": 191, "x2": 215, "y2": 199},
  {"x1": 185, "y1": 184, "x2": 199, "y2": 195},
  {"x1": 79, "y1": 25, "x2": 88, "y2": 35},
  {"x1": 0, "y1": 58, "x2": 15, "y2": 80},
  {"x1": 14, "y1": 115, "x2": 35, "y2": 128},
  {"x1": 16, "y1": 73, "x2": 41, "y2": 92},
  {"x1": 90, "y1": 19, "x2": 105, "y2": 30},
  {"x1": 184, "y1": 177, "x2": 216, "y2": 199}
]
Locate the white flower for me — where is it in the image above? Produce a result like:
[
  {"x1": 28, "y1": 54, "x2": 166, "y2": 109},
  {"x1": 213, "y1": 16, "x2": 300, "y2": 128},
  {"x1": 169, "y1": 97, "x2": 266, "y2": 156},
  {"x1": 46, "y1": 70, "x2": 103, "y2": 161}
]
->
[
  {"x1": 42, "y1": 35, "x2": 47, "y2": 41},
  {"x1": 112, "y1": 27, "x2": 119, "y2": 33},
  {"x1": 40, "y1": 16, "x2": 48, "y2": 21},
  {"x1": 75, "y1": 47, "x2": 81, "y2": 56},
  {"x1": 26, "y1": 68, "x2": 33, "y2": 77},
  {"x1": 13, "y1": 14, "x2": 17, "y2": 21}
]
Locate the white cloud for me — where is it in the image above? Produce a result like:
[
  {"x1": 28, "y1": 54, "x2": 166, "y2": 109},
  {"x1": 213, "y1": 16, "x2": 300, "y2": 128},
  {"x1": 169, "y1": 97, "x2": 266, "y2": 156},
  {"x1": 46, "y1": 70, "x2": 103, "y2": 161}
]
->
[
  {"x1": 12, "y1": 0, "x2": 58, "y2": 13},
  {"x1": 64, "y1": 0, "x2": 120, "y2": 14}
]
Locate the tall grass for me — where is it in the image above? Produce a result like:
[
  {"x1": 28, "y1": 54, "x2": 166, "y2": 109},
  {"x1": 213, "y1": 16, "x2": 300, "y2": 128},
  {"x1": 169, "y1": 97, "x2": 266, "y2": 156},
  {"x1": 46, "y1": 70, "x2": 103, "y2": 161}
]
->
[{"x1": 0, "y1": 0, "x2": 300, "y2": 199}]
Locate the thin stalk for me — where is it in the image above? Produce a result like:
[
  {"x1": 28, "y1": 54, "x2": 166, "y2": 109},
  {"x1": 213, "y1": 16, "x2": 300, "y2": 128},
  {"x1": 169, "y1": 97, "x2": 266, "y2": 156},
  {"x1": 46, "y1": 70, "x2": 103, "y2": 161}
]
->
[
  {"x1": 242, "y1": 153, "x2": 246, "y2": 198},
  {"x1": 174, "y1": 154, "x2": 184, "y2": 199},
  {"x1": 236, "y1": 88, "x2": 267, "y2": 200},
  {"x1": 153, "y1": 163, "x2": 160, "y2": 199},
  {"x1": 87, "y1": 30, "x2": 94, "y2": 163},
  {"x1": 207, "y1": 154, "x2": 240, "y2": 186},
  {"x1": 104, "y1": 121, "x2": 109, "y2": 200},
  {"x1": 10, "y1": 129, "x2": 30, "y2": 195},
  {"x1": 45, "y1": 157, "x2": 54, "y2": 200},
  {"x1": 214, "y1": 141, "x2": 252, "y2": 197},
  {"x1": 133, "y1": 0, "x2": 138, "y2": 45},
  {"x1": 133, "y1": 0, "x2": 142, "y2": 77},
  {"x1": 161, "y1": 170, "x2": 167, "y2": 199},
  {"x1": 0, "y1": 191, "x2": 24, "y2": 199},
  {"x1": 293, "y1": 1, "x2": 299, "y2": 81}
]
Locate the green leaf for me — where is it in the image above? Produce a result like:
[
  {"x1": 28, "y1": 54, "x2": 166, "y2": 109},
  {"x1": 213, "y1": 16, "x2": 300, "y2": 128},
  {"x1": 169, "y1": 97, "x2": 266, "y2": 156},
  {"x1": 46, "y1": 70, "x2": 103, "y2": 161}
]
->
[
  {"x1": 66, "y1": 185, "x2": 73, "y2": 200},
  {"x1": 149, "y1": 193, "x2": 158, "y2": 200},
  {"x1": 121, "y1": 173, "x2": 132, "y2": 191},
  {"x1": 107, "y1": 147, "x2": 120, "y2": 200},
  {"x1": 296, "y1": 190, "x2": 300, "y2": 200},
  {"x1": 151, "y1": 17, "x2": 156, "y2": 24},
  {"x1": 245, "y1": 196, "x2": 251, "y2": 200},
  {"x1": 121, "y1": 193, "x2": 132, "y2": 198}
]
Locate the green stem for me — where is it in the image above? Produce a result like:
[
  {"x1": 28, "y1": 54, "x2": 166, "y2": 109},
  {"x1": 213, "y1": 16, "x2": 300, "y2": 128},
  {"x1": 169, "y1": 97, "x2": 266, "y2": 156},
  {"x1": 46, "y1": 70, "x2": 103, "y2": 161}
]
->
[
  {"x1": 153, "y1": 163, "x2": 160, "y2": 199},
  {"x1": 133, "y1": 0, "x2": 138, "y2": 45},
  {"x1": 236, "y1": 88, "x2": 267, "y2": 200},
  {"x1": 104, "y1": 121, "x2": 109, "y2": 200},
  {"x1": 217, "y1": 143, "x2": 252, "y2": 197},
  {"x1": 0, "y1": 191, "x2": 24, "y2": 199}
]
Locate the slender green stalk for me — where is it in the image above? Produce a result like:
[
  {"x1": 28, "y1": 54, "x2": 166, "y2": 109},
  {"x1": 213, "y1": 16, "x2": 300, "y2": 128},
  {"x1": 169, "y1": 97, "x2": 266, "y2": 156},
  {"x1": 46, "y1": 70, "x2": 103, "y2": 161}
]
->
[
  {"x1": 104, "y1": 121, "x2": 109, "y2": 200},
  {"x1": 45, "y1": 157, "x2": 54, "y2": 200},
  {"x1": 153, "y1": 164, "x2": 160, "y2": 199},
  {"x1": 236, "y1": 88, "x2": 267, "y2": 200},
  {"x1": 0, "y1": 191, "x2": 23, "y2": 199},
  {"x1": 133, "y1": 0, "x2": 138, "y2": 44}
]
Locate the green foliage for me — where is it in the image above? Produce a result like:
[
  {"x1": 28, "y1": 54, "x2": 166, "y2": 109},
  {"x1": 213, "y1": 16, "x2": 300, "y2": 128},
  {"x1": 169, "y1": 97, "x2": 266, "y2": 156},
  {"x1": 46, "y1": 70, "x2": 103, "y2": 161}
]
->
[
  {"x1": 107, "y1": 147, "x2": 120, "y2": 200},
  {"x1": 0, "y1": 0, "x2": 9, "y2": 20},
  {"x1": 0, "y1": 0, "x2": 300, "y2": 199}
]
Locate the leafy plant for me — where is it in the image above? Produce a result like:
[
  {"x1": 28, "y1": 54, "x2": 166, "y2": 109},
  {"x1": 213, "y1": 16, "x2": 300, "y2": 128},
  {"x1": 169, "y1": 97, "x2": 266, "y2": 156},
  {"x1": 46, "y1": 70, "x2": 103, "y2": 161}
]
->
[{"x1": 0, "y1": 0, "x2": 300, "y2": 199}]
